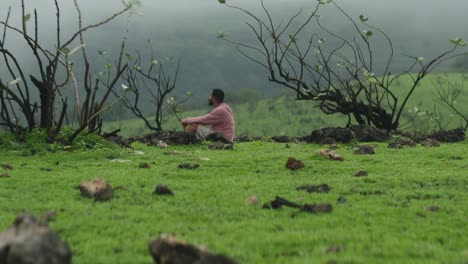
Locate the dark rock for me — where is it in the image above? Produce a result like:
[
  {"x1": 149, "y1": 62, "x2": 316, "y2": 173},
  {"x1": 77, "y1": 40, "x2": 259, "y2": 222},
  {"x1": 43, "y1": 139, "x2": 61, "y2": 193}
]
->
[
  {"x1": 251, "y1": 136, "x2": 264, "y2": 141},
  {"x1": 388, "y1": 137, "x2": 416, "y2": 148},
  {"x1": 349, "y1": 125, "x2": 389, "y2": 142},
  {"x1": 428, "y1": 128, "x2": 465, "y2": 143},
  {"x1": 353, "y1": 170, "x2": 368, "y2": 177},
  {"x1": 296, "y1": 184, "x2": 331, "y2": 193},
  {"x1": 104, "y1": 135, "x2": 132, "y2": 148},
  {"x1": 0, "y1": 173, "x2": 10, "y2": 178},
  {"x1": 426, "y1": 205, "x2": 440, "y2": 212},
  {"x1": 308, "y1": 127, "x2": 355, "y2": 144},
  {"x1": 387, "y1": 142, "x2": 403, "y2": 149},
  {"x1": 178, "y1": 164, "x2": 200, "y2": 170},
  {"x1": 1, "y1": 164, "x2": 13, "y2": 170},
  {"x1": 0, "y1": 214, "x2": 71, "y2": 264},
  {"x1": 316, "y1": 149, "x2": 344, "y2": 161},
  {"x1": 420, "y1": 138, "x2": 441, "y2": 147},
  {"x1": 354, "y1": 145, "x2": 375, "y2": 155},
  {"x1": 153, "y1": 184, "x2": 174, "y2": 195},
  {"x1": 300, "y1": 203, "x2": 333, "y2": 214},
  {"x1": 139, "y1": 163, "x2": 151, "y2": 169},
  {"x1": 205, "y1": 133, "x2": 231, "y2": 144},
  {"x1": 148, "y1": 234, "x2": 237, "y2": 264},
  {"x1": 286, "y1": 157, "x2": 305, "y2": 170},
  {"x1": 337, "y1": 196, "x2": 347, "y2": 204},
  {"x1": 78, "y1": 178, "x2": 113, "y2": 201},
  {"x1": 271, "y1": 136, "x2": 295, "y2": 143}
]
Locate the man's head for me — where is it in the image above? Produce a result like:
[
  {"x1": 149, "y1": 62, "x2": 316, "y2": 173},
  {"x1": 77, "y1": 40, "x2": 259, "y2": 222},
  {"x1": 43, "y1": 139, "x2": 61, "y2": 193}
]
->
[{"x1": 209, "y1": 89, "x2": 224, "y2": 106}]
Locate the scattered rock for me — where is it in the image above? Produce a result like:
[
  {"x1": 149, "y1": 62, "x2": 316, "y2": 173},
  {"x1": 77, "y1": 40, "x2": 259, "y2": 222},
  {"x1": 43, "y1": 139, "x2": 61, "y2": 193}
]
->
[
  {"x1": 245, "y1": 196, "x2": 260, "y2": 205},
  {"x1": 178, "y1": 164, "x2": 200, "y2": 170},
  {"x1": 349, "y1": 125, "x2": 389, "y2": 142},
  {"x1": 148, "y1": 234, "x2": 238, "y2": 264},
  {"x1": 387, "y1": 142, "x2": 403, "y2": 149},
  {"x1": 0, "y1": 173, "x2": 10, "y2": 178},
  {"x1": 286, "y1": 157, "x2": 305, "y2": 170},
  {"x1": 428, "y1": 128, "x2": 465, "y2": 143},
  {"x1": 420, "y1": 138, "x2": 441, "y2": 147},
  {"x1": 251, "y1": 136, "x2": 264, "y2": 141},
  {"x1": 103, "y1": 134, "x2": 132, "y2": 148},
  {"x1": 206, "y1": 133, "x2": 232, "y2": 144},
  {"x1": 0, "y1": 214, "x2": 71, "y2": 264},
  {"x1": 308, "y1": 127, "x2": 355, "y2": 144},
  {"x1": 326, "y1": 245, "x2": 345, "y2": 254},
  {"x1": 426, "y1": 205, "x2": 440, "y2": 212},
  {"x1": 353, "y1": 170, "x2": 368, "y2": 177},
  {"x1": 1, "y1": 163, "x2": 13, "y2": 170},
  {"x1": 263, "y1": 196, "x2": 333, "y2": 214},
  {"x1": 316, "y1": 149, "x2": 344, "y2": 161},
  {"x1": 337, "y1": 196, "x2": 347, "y2": 204},
  {"x1": 78, "y1": 178, "x2": 113, "y2": 201},
  {"x1": 157, "y1": 140, "x2": 168, "y2": 149},
  {"x1": 271, "y1": 136, "x2": 297, "y2": 143},
  {"x1": 296, "y1": 184, "x2": 331, "y2": 193},
  {"x1": 139, "y1": 163, "x2": 151, "y2": 169},
  {"x1": 234, "y1": 134, "x2": 251, "y2": 143},
  {"x1": 354, "y1": 145, "x2": 375, "y2": 155},
  {"x1": 388, "y1": 137, "x2": 416, "y2": 148},
  {"x1": 153, "y1": 184, "x2": 174, "y2": 195}
]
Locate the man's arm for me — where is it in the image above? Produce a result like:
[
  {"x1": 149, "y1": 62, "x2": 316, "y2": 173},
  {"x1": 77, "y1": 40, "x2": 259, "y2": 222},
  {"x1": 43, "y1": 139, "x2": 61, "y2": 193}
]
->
[{"x1": 182, "y1": 108, "x2": 223, "y2": 126}]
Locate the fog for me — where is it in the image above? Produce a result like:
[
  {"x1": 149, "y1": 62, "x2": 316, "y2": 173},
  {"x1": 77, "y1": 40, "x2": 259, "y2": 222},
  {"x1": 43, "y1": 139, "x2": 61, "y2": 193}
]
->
[{"x1": 2, "y1": 0, "x2": 468, "y2": 105}]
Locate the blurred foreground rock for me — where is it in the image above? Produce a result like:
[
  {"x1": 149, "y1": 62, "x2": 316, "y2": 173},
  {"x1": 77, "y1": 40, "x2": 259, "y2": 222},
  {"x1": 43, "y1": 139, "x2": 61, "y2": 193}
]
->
[
  {"x1": 0, "y1": 214, "x2": 71, "y2": 264},
  {"x1": 148, "y1": 234, "x2": 237, "y2": 264},
  {"x1": 79, "y1": 177, "x2": 113, "y2": 201}
]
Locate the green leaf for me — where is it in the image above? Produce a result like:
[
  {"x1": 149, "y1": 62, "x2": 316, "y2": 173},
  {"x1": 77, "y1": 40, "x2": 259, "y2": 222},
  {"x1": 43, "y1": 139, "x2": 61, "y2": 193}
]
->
[
  {"x1": 318, "y1": 0, "x2": 332, "y2": 4},
  {"x1": 218, "y1": 0, "x2": 226, "y2": 4},
  {"x1": 359, "y1": 15, "x2": 368, "y2": 22},
  {"x1": 450, "y1": 36, "x2": 467, "y2": 46},
  {"x1": 362, "y1": 30, "x2": 373, "y2": 37},
  {"x1": 97, "y1": 50, "x2": 107, "y2": 56},
  {"x1": 126, "y1": 52, "x2": 133, "y2": 61},
  {"x1": 60, "y1": 47, "x2": 71, "y2": 56},
  {"x1": 67, "y1": 44, "x2": 86, "y2": 56},
  {"x1": 151, "y1": 59, "x2": 158, "y2": 65},
  {"x1": 23, "y1": 13, "x2": 31, "y2": 23}
]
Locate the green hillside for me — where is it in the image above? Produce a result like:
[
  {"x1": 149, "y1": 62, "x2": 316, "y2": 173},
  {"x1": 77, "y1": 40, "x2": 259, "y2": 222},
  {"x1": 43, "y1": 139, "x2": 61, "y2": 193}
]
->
[{"x1": 105, "y1": 73, "x2": 468, "y2": 137}]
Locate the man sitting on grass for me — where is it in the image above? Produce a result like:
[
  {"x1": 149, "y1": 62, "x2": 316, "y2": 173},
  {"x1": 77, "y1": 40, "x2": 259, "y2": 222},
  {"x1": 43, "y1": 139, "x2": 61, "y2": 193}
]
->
[{"x1": 181, "y1": 89, "x2": 235, "y2": 142}]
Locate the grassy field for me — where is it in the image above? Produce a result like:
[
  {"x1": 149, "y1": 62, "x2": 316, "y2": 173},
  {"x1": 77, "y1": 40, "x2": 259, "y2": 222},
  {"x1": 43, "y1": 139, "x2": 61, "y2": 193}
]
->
[
  {"x1": 1, "y1": 140, "x2": 467, "y2": 263},
  {"x1": 105, "y1": 73, "x2": 468, "y2": 138}
]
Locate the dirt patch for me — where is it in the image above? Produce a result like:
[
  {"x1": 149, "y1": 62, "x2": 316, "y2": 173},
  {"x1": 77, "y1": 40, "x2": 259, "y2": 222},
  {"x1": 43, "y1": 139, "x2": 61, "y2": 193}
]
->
[
  {"x1": 448, "y1": 156, "x2": 463, "y2": 160},
  {"x1": 148, "y1": 234, "x2": 238, "y2": 264},
  {"x1": 426, "y1": 205, "x2": 440, "y2": 212},
  {"x1": 296, "y1": 184, "x2": 331, "y2": 193},
  {"x1": 245, "y1": 196, "x2": 260, "y2": 206},
  {"x1": 354, "y1": 145, "x2": 375, "y2": 155},
  {"x1": 1, "y1": 163, "x2": 13, "y2": 170},
  {"x1": 139, "y1": 163, "x2": 151, "y2": 169},
  {"x1": 0, "y1": 173, "x2": 10, "y2": 178},
  {"x1": 153, "y1": 184, "x2": 174, "y2": 195},
  {"x1": 286, "y1": 157, "x2": 305, "y2": 170},
  {"x1": 263, "y1": 196, "x2": 333, "y2": 214},
  {"x1": 129, "y1": 131, "x2": 201, "y2": 146}
]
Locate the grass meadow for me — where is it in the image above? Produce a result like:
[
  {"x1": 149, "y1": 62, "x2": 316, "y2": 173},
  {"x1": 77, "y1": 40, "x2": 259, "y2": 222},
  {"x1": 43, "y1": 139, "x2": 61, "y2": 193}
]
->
[{"x1": 1, "y1": 140, "x2": 467, "y2": 263}]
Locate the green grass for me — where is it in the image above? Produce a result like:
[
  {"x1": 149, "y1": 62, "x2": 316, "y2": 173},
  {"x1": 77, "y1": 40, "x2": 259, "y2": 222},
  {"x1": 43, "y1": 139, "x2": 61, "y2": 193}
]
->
[
  {"x1": 1, "y1": 140, "x2": 467, "y2": 263},
  {"x1": 104, "y1": 72, "x2": 468, "y2": 138}
]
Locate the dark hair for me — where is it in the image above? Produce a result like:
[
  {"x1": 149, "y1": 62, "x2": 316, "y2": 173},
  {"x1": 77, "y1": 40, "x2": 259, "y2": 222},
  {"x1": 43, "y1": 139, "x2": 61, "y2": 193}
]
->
[{"x1": 211, "y1": 89, "x2": 224, "y2": 103}]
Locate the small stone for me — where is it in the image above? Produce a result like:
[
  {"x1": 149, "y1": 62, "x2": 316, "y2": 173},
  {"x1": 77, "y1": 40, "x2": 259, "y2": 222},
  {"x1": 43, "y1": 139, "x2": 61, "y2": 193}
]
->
[
  {"x1": 354, "y1": 145, "x2": 375, "y2": 155},
  {"x1": 388, "y1": 142, "x2": 403, "y2": 149},
  {"x1": 0, "y1": 173, "x2": 10, "y2": 178},
  {"x1": 1, "y1": 163, "x2": 13, "y2": 170},
  {"x1": 286, "y1": 157, "x2": 305, "y2": 170},
  {"x1": 426, "y1": 205, "x2": 440, "y2": 212},
  {"x1": 338, "y1": 196, "x2": 347, "y2": 204},
  {"x1": 353, "y1": 170, "x2": 368, "y2": 177},
  {"x1": 177, "y1": 164, "x2": 199, "y2": 170},
  {"x1": 78, "y1": 178, "x2": 113, "y2": 201},
  {"x1": 157, "y1": 140, "x2": 168, "y2": 149},
  {"x1": 316, "y1": 149, "x2": 344, "y2": 161},
  {"x1": 244, "y1": 196, "x2": 260, "y2": 205},
  {"x1": 139, "y1": 163, "x2": 151, "y2": 169},
  {"x1": 153, "y1": 184, "x2": 174, "y2": 195},
  {"x1": 224, "y1": 144, "x2": 234, "y2": 150}
]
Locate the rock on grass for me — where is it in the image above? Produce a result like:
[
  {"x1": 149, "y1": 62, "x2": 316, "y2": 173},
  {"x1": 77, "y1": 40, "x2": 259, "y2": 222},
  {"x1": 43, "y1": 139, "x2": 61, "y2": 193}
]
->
[
  {"x1": 316, "y1": 149, "x2": 344, "y2": 161},
  {"x1": 354, "y1": 145, "x2": 375, "y2": 155},
  {"x1": 286, "y1": 157, "x2": 304, "y2": 170},
  {"x1": 0, "y1": 214, "x2": 71, "y2": 264},
  {"x1": 148, "y1": 234, "x2": 238, "y2": 264},
  {"x1": 353, "y1": 170, "x2": 368, "y2": 177},
  {"x1": 79, "y1": 177, "x2": 113, "y2": 201},
  {"x1": 153, "y1": 184, "x2": 174, "y2": 195}
]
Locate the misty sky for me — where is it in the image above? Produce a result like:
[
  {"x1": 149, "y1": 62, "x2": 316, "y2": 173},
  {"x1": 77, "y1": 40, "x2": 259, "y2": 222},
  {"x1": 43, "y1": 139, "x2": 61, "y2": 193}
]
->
[{"x1": 2, "y1": 0, "x2": 468, "y2": 100}]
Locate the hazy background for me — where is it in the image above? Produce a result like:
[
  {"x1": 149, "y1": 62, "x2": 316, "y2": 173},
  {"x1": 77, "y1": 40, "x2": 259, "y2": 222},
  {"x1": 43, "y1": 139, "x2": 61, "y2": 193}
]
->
[{"x1": 2, "y1": 0, "x2": 467, "y2": 112}]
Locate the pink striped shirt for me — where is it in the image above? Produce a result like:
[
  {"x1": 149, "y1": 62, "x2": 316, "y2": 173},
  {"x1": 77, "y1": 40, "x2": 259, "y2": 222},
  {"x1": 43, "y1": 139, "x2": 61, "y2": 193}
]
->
[{"x1": 182, "y1": 103, "x2": 235, "y2": 141}]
